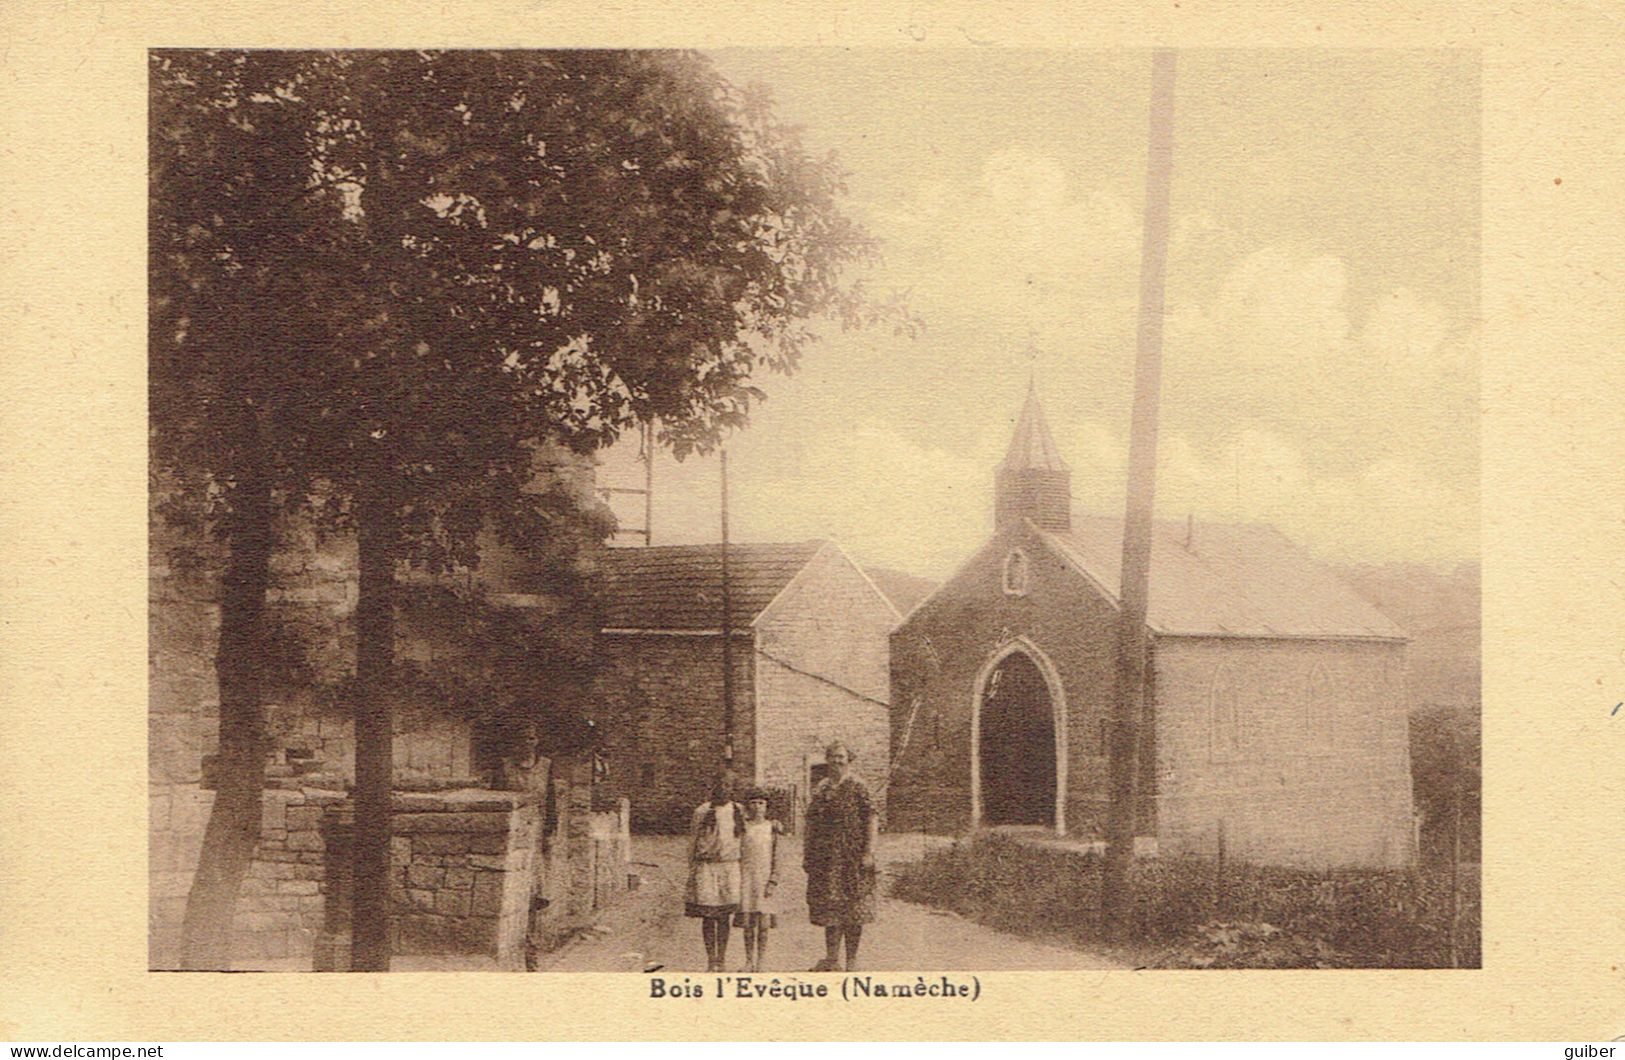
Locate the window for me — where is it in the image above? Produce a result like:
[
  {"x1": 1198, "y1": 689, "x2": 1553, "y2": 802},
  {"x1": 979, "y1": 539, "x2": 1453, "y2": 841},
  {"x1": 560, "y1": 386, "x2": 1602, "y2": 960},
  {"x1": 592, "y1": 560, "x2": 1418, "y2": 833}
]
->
[
  {"x1": 1209, "y1": 665, "x2": 1241, "y2": 759},
  {"x1": 1002, "y1": 548, "x2": 1030, "y2": 596}
]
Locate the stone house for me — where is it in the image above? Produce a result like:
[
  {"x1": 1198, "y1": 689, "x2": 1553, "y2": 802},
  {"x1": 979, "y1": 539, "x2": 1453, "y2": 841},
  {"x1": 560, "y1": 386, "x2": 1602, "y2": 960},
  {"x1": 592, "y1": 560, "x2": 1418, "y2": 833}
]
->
[
  {"x1": 148, "y1": 450, "x2": 630, "y2": 969},
  {"x1": 590, "y1": 540, "x2": 903, "y2": 831},
  {"x1": 887, "y1": 386, "x2": 1417, "y2": 869}
]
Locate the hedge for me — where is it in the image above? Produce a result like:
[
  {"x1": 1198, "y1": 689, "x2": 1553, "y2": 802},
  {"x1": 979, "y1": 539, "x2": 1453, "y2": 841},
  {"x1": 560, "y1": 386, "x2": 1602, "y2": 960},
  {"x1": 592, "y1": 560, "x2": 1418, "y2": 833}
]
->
[{"x1": 888, "y1": 833, "x2": 1480, "y2": 968}]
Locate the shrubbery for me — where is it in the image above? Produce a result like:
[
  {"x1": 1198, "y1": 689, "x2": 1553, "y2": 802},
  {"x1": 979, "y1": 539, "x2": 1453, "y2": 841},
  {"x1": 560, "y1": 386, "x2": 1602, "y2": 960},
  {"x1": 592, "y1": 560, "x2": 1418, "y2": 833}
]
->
[{"x1": 888, "y1": 833, "x2": 1479, "y2": 968}]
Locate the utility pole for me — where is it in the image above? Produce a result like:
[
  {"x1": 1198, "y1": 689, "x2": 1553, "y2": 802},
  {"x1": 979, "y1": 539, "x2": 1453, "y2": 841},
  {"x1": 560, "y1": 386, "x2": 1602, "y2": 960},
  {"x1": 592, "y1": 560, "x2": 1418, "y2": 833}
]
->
[
  {"x1": 1102, "y1": 48, "x2": 1178, "y2": 941},
  {"x1": 643, "y1": 420, "x2": 655, "y2": 546},
  {"x1": 720, "y1": 448, "x2": 734, "y2": 763},
  {"x1": 1448, "y1": 720, "x2": 1463, "y2": 967}
]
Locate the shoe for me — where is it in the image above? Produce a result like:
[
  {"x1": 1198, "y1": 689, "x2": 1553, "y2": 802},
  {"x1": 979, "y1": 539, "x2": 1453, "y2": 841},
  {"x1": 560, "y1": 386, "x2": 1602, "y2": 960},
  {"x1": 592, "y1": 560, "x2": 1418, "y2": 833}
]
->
[{"x1": 811, "y1": 958, "x2": 840, "y2": 972}]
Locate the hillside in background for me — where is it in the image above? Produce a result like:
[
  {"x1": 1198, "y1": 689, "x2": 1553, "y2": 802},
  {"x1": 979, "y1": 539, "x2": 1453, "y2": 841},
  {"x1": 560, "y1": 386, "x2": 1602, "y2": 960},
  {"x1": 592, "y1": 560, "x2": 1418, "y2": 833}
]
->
[
  {"x1": 1334, "y1": 561, "x2": 1481, "y2": 717},
  {"x1": 1335, "y1": 560, "x2": 1480, "y2": 863},
  {"x1": 863, "y1": 565, "x2": 939, "y2": 617}
]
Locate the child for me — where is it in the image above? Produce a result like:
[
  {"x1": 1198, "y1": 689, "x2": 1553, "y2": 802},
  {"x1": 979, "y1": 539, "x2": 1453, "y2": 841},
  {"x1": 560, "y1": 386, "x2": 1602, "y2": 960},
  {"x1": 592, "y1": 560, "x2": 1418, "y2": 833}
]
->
[
  {"x1": 734, "y1": 786, "x2": 781, "y2": 973},
  {"x1": 685, "y1": 774, "x2": 744, "y2": 972}
]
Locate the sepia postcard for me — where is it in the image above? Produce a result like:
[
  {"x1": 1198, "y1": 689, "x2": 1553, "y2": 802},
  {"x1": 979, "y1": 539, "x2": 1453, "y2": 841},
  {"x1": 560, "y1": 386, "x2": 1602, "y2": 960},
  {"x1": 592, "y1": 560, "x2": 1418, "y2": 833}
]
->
[{"x1": 2, "y1": 0, "x2": 1623, "y2": 1043}]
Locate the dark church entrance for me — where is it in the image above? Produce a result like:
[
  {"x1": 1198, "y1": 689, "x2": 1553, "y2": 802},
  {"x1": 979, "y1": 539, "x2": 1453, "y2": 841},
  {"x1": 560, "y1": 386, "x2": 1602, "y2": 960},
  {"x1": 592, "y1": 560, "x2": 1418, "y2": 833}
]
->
[{"x1": 978, "y1": 650, "x2": 1057, "y2": 826}]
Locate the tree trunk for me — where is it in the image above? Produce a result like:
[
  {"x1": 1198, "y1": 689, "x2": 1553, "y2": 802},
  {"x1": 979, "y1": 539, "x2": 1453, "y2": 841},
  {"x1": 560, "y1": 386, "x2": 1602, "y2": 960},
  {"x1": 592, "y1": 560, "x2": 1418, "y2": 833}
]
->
[
  {"x1": 178, "y1": 424, "x2": 272, "y2": 970},
  {"x1": 351, "y1": 474, "x2": 397, "y2": 971}
]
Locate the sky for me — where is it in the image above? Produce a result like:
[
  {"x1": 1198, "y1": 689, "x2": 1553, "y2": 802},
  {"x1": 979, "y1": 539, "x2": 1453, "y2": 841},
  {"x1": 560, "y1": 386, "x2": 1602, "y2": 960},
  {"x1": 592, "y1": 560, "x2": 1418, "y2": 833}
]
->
[{"x1": 597, "y1": 48, "x2": 1480, "y2": 580}]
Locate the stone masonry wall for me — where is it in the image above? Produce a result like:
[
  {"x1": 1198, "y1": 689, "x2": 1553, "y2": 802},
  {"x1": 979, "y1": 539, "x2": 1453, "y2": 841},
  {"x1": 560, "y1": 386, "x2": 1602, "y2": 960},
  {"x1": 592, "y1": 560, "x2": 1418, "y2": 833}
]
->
[
  {"x1": 154, "y1": 786, "x2": 555, "y2": 970},
  {"x1": 150, "y1": 448, "x2": 606, "y2": 967},
  {"x1": 752, "y1": 546, "x2": 896, "y2": 812},
  {"x1": 1151, "y1": 637, "x2": 1416, "y2": 869},
  {"x1": 149, "y1": 784, "x2": 346, "y2": 969},
  {"x1": 888, "y1": 522, "x2": 1125, "y2": 836},
  {"x1": 591, "y1": 635, "x2": 755, "y2": 832},
  {"x1": 151, "y1": 510, "x2": 485, "y2": 966},
  {"x1": 387, "y1": 791, "x2": 542, "y2": 967},
  {"x1": 530, "y1": 756, "x2": 632, "y2": 950}
]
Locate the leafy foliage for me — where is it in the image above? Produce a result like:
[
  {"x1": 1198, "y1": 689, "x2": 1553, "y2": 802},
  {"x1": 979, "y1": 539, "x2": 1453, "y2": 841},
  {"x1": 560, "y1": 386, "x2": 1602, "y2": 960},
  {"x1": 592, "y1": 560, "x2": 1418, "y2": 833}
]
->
[
  {"x1": 1409, "y1": 704, "x2": 1481, "y2": 864},
  {"x1": 151, "y1": 46, "x2": 901, "y2": 720},
  {"x1": 151, "y1": 49, "x2": 901, "y2": 967},
  {"x1": 152, "y1": 46, "x2": 910, "y2": 570},
  {"x1": 889, "y1": 833, "x2": 1481, "y2": 968}
]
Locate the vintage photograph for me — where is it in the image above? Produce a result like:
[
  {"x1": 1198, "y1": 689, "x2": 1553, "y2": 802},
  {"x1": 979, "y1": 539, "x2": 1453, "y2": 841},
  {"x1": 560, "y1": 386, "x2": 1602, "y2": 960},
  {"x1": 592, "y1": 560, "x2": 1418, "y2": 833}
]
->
[{"x1": 148, "y1": 47, "x2": 1480, "y2": 974}]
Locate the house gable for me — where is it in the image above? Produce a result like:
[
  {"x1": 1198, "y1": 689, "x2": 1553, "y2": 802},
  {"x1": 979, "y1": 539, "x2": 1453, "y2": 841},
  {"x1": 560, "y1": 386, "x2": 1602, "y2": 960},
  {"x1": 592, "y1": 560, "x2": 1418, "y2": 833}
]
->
[{"x1": 751, "y1": 542, "x2": 898, "y2": 800}]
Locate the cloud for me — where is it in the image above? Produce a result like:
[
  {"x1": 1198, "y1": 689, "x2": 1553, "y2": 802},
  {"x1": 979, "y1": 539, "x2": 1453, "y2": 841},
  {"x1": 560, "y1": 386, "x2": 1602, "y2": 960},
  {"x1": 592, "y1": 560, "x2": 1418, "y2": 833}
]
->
[
  {"x1": 731, "y1": 422, "x2": 995, "y2": 575},
  {"x1": 982, "y1": 148, "x2": 1069, "y2": 218},
  {"x1": 867, "y1": 149, "x2": 1143, "y2": 332},
  {"x1": 1361, "y1": 287, "x2": 1449, "y2": 365},
  {"x1": 1059, "y1": 413, "x2": 1474, "y2": 564},
  {"x1": 1205, "y1": 244, "x2": 1351, "y2": 361},
  {"x1": 593, "y1": 221, "x2": 1477, "y2": 575}
]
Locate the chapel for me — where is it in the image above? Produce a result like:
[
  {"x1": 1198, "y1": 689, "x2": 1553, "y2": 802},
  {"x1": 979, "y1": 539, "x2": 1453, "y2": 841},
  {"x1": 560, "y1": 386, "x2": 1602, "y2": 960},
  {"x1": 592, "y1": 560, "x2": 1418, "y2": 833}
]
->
[{"x1": 886, "y1": 385, "x2": 1417, "y2": 868}]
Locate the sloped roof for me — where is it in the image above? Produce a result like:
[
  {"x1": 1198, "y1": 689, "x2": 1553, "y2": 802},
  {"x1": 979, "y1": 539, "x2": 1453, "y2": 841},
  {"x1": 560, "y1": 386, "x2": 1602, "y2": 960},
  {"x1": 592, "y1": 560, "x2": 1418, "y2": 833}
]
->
[
  {"x1": 597, "y1": 541, "x2": 826, "y2": 630},
  {"x1": 862, "y1": 566, "x2": 938, "y2": 616},
  {"x1": 1000, "y1": 381, "x2": 1069, "y2": 472},
  {"x1": 1040, "y1": 516, "x2": 1406, "y2": 641}
]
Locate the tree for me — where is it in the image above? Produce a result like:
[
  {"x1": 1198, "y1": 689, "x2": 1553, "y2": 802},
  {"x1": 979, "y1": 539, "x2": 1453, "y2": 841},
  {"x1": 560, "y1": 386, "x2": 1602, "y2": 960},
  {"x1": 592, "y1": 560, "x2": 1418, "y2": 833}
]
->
[
  {"x1": 152, "y1": 49, "x2": 904, "y2": 970},
  {"x1": 150, "y1": 51, "x2": 351, "y2": 970}
]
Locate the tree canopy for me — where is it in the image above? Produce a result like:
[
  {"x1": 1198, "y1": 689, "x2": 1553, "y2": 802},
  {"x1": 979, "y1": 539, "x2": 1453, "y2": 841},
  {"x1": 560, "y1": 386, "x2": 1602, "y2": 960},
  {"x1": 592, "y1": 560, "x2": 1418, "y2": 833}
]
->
[
  {"x1": 153, "y1": 49, "x2": 899, "y2": 557},
  {"x1": 150, "y1": 48, "x2": 903, "y2": 970}
]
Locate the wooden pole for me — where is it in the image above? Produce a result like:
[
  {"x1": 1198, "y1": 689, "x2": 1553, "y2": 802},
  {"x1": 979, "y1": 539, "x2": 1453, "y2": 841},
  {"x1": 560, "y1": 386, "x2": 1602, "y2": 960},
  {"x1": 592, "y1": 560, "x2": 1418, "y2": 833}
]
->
[
  {"x1": 643, "y1": 420, "x2": 655, "y2": 547},
  {"x1": 1448, "y1": 722, "x2": 1462, "y2": 967},
  {"x1": 1101, "y1": 48, "x2": 1178, "y2": 941},
  {"x1": 720, "y1": 448, "x2": 734, "y2": 762}
]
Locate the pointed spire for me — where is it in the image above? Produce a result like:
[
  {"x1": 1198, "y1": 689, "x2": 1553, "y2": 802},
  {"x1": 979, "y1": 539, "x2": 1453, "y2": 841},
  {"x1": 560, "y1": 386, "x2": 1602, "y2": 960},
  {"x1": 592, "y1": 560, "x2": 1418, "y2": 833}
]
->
[{"x1": 1000, "y1": 380, "x2": 1069, "y2": 472}]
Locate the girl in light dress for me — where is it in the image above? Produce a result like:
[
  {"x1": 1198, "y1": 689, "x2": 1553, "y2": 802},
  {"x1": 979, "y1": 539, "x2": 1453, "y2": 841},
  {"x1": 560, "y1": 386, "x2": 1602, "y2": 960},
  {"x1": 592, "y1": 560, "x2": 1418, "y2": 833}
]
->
[
  {"x1": 685, "y1": 774, "x2": 744, "y2": 972},
  {"x1": 733, "y1": 787, "x2": 782, "y2": 973}
]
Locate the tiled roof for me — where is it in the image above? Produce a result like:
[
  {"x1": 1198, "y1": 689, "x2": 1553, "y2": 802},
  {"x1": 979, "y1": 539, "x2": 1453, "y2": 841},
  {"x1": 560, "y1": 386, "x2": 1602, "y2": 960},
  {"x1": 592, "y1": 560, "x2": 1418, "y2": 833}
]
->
[
  {"x1": 597, "y1": 541, "x2": 827, "y2": 630},
  {"x1": 1041, "y1": 516, "x2": 1406, "y2": 641}
]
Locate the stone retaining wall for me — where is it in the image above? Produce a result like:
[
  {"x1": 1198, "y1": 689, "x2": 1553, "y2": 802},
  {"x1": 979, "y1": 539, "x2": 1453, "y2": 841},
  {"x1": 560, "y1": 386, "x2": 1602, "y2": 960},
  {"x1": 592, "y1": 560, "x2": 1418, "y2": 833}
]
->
[
  {"x1": 148, "y1": 784, "x2": 345, "y2": 969},
  {"x1": 387, "y1": 790, "x2": 542, "y2": 967}
]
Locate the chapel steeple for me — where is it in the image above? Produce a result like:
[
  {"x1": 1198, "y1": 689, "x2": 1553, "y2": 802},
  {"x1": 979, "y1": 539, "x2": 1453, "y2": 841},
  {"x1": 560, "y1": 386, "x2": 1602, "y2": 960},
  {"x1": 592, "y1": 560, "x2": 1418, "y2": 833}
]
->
[{"x1": 994, "y1": 382, "x2": 1071, "y2": 532}]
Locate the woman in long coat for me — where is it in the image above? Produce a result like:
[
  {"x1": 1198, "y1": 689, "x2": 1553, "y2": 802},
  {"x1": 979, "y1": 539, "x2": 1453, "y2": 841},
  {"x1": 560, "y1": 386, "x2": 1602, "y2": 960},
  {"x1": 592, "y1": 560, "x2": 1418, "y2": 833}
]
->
[{"x1": 802, "y1": 741, "x2": 878, "y2": 971}]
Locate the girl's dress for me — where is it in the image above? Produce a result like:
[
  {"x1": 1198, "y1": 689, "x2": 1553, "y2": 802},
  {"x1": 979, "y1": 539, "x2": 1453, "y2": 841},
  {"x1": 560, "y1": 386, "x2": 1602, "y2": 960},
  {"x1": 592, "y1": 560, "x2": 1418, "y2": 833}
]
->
[
  {"x1": 684, "y1": 800, "x2": 743, "y2": 918},
  {"x1": 734, "y1": 817, "x2": 780, "y2": 928}
]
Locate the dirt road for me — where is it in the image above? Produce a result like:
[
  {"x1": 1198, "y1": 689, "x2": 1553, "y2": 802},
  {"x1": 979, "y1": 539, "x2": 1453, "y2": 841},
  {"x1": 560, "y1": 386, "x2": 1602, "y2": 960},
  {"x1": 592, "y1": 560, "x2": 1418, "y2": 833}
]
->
[{"x1": 536, "y1": 833, "x2": 1122, "y2": 973}]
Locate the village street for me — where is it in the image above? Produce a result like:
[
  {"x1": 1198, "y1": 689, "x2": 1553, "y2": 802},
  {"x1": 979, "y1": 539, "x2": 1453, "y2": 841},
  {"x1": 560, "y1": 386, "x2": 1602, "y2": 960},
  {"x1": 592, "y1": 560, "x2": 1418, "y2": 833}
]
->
[{"x1": 536, "y1": 833, "x2": 1122, "y2": 973}]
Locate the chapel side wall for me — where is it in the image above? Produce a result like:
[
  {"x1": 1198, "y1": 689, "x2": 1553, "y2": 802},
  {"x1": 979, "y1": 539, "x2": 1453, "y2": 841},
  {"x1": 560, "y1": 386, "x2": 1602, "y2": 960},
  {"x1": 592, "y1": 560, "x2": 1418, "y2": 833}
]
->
[
  {"x1": 591, "y1": 635, "x2": 755, "y2": 833},
  {"x1": 1151, "y1": 637, "x2": 1416, "y2": 869},
  {"x1": 752, "y1": 548, "x2": 896, "y2": 812},
  {"x1": 888, "y1": 524, "x2": 1119, "y2": 837}
]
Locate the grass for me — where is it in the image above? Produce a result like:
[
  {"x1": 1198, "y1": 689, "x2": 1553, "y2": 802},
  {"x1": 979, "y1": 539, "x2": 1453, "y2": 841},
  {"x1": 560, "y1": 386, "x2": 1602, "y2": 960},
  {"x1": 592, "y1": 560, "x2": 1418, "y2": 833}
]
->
[{"x1": 888, "y1": 833, "x2": 1480, "y2": 968}]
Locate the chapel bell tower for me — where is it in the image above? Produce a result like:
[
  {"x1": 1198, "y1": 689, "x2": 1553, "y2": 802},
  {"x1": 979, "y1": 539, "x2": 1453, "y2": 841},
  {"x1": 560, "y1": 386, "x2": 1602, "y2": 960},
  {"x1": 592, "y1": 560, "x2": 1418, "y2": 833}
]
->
[{"x1": 994, "y1": 382, "x2": 1071, "y2": 532}]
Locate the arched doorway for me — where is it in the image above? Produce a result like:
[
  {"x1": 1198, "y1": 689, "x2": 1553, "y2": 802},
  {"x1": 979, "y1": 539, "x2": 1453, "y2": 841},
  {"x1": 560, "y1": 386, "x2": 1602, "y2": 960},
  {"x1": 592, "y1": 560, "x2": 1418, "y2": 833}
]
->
[{"x1": 972, "y1": 640, "x2": 1066, "y2": 831}]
